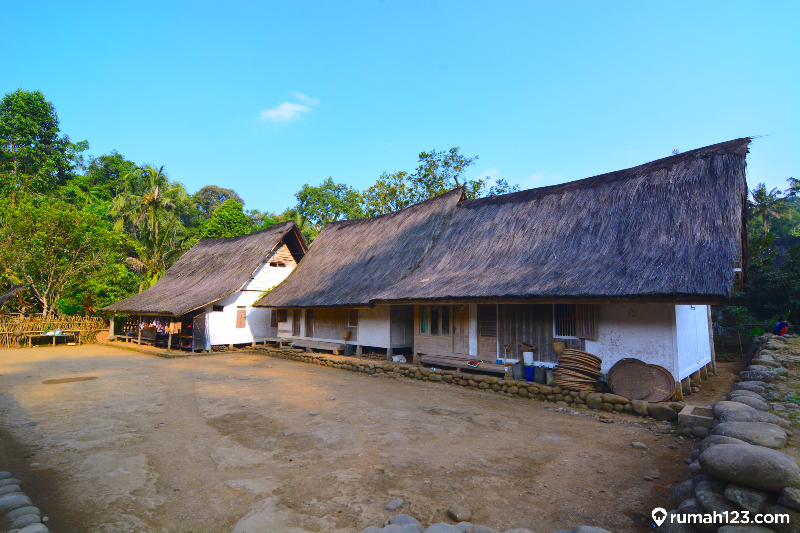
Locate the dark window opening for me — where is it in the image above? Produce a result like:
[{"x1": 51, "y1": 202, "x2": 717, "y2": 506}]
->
[
  {"x1": 349, "y1": 309, "x2": 358, "y2": 327},
  {"x1": 420, "y1": 306, "x2": 429, "y2": 334},
  {"x1": 212, "y1": 305, "x2": 224, "y2": 312},
  {"x1": 277, "y1": 309, "x2": 288, "y2": 322},
  {"x1": 441, "y1": 306, "x2": 450, "y2": 335},
  {"x1": 431, "y1": 306, "x2": 439, "y2": 335},
  {"x1": 270, "y1": 309, "x2": 278, "y2": 328}
]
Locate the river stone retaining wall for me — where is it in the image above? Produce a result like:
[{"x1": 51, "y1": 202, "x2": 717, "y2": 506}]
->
[
  {"x1": 0, "y1": 471, "x2": 49, "y2": 533},
  {"x1": 357, "y1": 512, "x2": 613, "y2": 533},
  {"x1": 254, "y1": 347, "x2": 685, "y2": 422},
  {"x1": 661, "y1": 334, "x2": 800, "y2": 532}
]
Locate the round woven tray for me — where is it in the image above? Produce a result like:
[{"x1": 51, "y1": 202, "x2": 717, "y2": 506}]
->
[
  {"x1": 560, "y1": 349, "x2": 602, "y2": 366},
  {"x1": 607, "y1": 358, "x2": 655, "y2": 400},
  {"x1": 642, "y1": 364, "x2": 676, "y2": 403}
]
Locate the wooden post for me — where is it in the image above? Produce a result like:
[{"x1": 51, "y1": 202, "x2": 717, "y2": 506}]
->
[
  {"x1": 673, "y1": 381, "x2": 683, "y2": 400},
  {"x1": 167, "y1": 319, "x2": 173, "y2": 351},
  {"x1": 108, "y1": 315, "x2": 116, "y2": 341},
  {"x1": 708, "y1": 305, "x2": 717, "y2": 375},
  {"x1": 137, "y1": 315, "x2": 142, "y2": 345}
]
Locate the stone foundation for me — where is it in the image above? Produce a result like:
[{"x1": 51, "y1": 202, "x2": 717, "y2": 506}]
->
[{"x1": 255, "y1": 347, "x2": 681, "y2": 421}]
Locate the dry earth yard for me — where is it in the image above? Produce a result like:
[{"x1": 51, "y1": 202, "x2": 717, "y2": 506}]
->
[{"x1": 0, "y1": 344, "x2": 737, "y2": 533}]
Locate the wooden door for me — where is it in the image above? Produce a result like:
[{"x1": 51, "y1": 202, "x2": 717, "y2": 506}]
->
[
  {"x1": 453, "y1": 305, "x2": 469, "y2": 355},
  {"x1": 305, "y1": 309, "x2": 314, "y2": 338},
  {"x1": 292, "y1": 309, "x2": 301, "y2": 336},
  {"x1": 478, "y1": 304, "x2": 497, "y2": 357}
]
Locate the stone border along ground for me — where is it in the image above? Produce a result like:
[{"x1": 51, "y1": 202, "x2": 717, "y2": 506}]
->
[
  {"x1": 661, "y1": 334, "x2": 800, "y2": 533},
  {"x1": 0, "y1": 471, "x2": 49, "y2": 533},
  {"x1": 254, "y1": 346, "x2": 687, "y2": 423}
]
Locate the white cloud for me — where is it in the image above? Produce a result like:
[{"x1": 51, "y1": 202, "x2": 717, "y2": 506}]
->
[
  {"x1": 258, "y1": 102, "x2": 311, "y2": 123},
  {"x1": 291, "y1": 92, "x2": 320, "y2": 105},
  {"x1": 478, "y1": 167, "x2": 501, "y2": 182},
  {"x1": 257, "y1": 92, "x2": 319, "y2": 123}
]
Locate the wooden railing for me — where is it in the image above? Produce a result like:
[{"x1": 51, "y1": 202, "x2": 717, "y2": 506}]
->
[{"x1": 0, "y1": 315, "x2": 106, "y2": 348}]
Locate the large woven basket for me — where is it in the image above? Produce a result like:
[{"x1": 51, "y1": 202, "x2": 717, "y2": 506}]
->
[{"x1": 607, "y1": 359, "x2": 675, "y2": 402}]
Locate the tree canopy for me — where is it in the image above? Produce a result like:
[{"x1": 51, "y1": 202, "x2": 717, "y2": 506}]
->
[{"x1": 200, "y1": 199, "x2": 252, "y2": 239}]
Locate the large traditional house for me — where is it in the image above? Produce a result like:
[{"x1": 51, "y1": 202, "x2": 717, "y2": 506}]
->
[
  {"x1": 255, "y1": 138, "x2": 750, "y2": 391},
  {"x1": 102, "y1": 222, "x2": 306, "y2": 351}
]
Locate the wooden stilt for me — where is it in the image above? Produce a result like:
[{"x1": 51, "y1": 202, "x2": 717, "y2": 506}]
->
[
  {"x1": 673, "y1": 381, "x2": 683, "y2": 400},
  {"x1": 108, "y1": 315, "x2": 116, "y2": 341},
  {"x1": 137, "y1": 315, "x2": 142, "y2": 345},
  {"x1": 386, "y1": 347, "x2": 393, "y2": 360},
  {"x1": 167, "y1": 319, "x2": 174, "y2": 351},
  {"x1": 356, "y1": 344, "x2": 363, "y2": 357},
  {"x1": 707, "y1": 306, "x2": 717, "y2": 375}
]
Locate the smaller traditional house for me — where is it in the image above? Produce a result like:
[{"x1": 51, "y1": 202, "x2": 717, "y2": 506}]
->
[{"x1": 102, "y1": 222, "x2": 306, "y2": 351}]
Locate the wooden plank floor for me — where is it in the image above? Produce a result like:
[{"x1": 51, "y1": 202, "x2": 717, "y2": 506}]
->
[{"x1": 418, "y1": 354, "x2": 509, "y2": 375}]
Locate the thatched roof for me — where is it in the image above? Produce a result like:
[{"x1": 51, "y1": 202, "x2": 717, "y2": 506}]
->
[
  {"x1": 102, "y1": 222, "x2": 306, "y2": 316},
  {"x1": 257, "y1": 138, "x2": 750, "y2": 308},
  {"x1": 0, "y1": 284, "x2": 28, "y2": 306},
  {"x1": 255, "y1": 188, "x2": 464, "y2": 308}
]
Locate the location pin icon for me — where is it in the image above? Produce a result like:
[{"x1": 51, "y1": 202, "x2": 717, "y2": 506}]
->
[{"x1": 652, "y1": 507, "x2": 667, "y2": 527}]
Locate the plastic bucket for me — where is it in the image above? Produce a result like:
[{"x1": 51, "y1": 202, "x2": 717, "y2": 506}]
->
[
  {"x1": 524, "y1": 365, "x2": 535, "y2": 382},
  {"x1": 523, "y1": 352, "x2": 534, "y2": 365}
]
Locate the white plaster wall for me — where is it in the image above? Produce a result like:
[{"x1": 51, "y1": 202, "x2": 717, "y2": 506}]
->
[
  {"x1": 242, "y1": 245, "x2": 297, "y2": 292},
  {"x1": 468, "y1": 303, "x2": 478, "y2": 356},
  {"x1": 358, "y1": 305, "x2": 391, "y2": 347},
  {"x1": 585, "y1": 304, "x2": 676, "y2": 376},
  {"x1": 675, "y1": 305, "x2": 712, "y2": 380},
  {"x1": 205, "y1": 291, "x2": 272, "y2": 346}
]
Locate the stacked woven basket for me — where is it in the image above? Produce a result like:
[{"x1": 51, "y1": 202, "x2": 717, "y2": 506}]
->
[{"x1": 552, "y1": 349, "x2": 602, "y2": 391}]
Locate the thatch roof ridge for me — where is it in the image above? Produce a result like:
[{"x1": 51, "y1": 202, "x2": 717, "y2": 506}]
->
[
  {"x1": 102, "y1": 222, "x2": 304, "y2": 316},
  {"x1": 374, "y1": 138, "x2": 751, "y2": 303},
  {"x1": 460, "y1": 137, "x2": 751, "y2": 208},
  {"x1": 254, "y1": 187, "x2": 465, "y2": 308}
]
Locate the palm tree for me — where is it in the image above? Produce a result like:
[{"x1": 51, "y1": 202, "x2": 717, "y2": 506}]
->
[
  {"x1": 109, "y1": 165, "x2": 187, "y2": 241},
  {"x1": 126, "y1": 216, "x2": 187, "y2": 292},
  {"x1": 749, "y1": 183, "x2": 788, "y2": 235},
  {"x1": 282, "y1": 208, "x2": 319, "y2": 243},
  {"x1": 786, "y1": 177, "x2": 799, "y2": 198}
]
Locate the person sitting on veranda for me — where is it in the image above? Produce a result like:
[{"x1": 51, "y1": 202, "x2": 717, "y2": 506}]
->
[{"x1": 774, "y1": 317, "x2": 790, "y2": 336}]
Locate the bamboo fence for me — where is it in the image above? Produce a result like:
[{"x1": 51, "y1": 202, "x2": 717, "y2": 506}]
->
[{"x1": 0, "y1": 315, "x2": 106, "y2": 348}]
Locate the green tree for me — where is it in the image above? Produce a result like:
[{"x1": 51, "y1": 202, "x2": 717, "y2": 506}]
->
[
  {"x1": 0, "y1": 195, "x2": 122, "y2": 316},
  {"x1": 192, "y1": 185, "x2": 244, "y2": 222},
  {"x1": 126, "y1": 216, "x2": 187, "y2": 290},
  {"x1": 786, "y1": 177, "x2": 800, "y2": 198},
  {"x1": 109, "y1": 164, "x2": 188, "y2": 241},
  {"x1": 486, "y1": 178, "x2": 520, "y2": 197},
  {"x1": 748, "y1": 183, "x2": 789, "y2": 236},
  {"x1": 0, "y1": 89, "x2": 88, "y2": 196},
  {"x1": 409, "y1": 147, "x2": 483, "y2": 201},
  {"x1": 295, "y1": 177, "x2": 363, "y2": 227},
  {"x1": 200, "y1": 198, "x2": 252, "y2": 239},
  {"x1": 362, "y1": 171, "x2": 413, "y2": 217}
]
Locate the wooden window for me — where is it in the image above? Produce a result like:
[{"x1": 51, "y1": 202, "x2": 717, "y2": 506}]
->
[
  {"x1": 292, "y1": 309, "x2": 301, "y2": 336},
  {"x1": 554, "y1": 304, "x2": 576, "y2": 337},
  {"x1": 479, "y1": 305, "x2": 497, "y2": 338},
  {"x1": 441, "y1": 306, "x2": 450, "y2": 335},
  {"x1": 420, "y1": 306, "x2": 429, "y2": 333},
  {"x1": 305, "y1": 309, "x2": 314, "y2": 338},
  {"x1": 212, "y1": 305, "x2": 224, "y2": 312},
  {"x1": 277, "y1": 309, "x2": 287, "y2": 322},
  {"x1": 348, "y1": 309, "x2": 358, "y2": 327},
  {"x1": 270, "y1": 309, "x2": 278, "y2": 328},
  {"x1": 431, "y1": 306, "x2": 439, "y2": 334},
  {"x1": 236, "y1": 307, "x2": 246, "y2": 329},
  {"x1": 554, "y1": 304, "x2": 597, "y2": 339},
  {"x1": 575, "y1": 304, "x2": 597, "y2": 340},
  {"x1": 277, "y1": 262, "x2": 286, "y2": 267}
]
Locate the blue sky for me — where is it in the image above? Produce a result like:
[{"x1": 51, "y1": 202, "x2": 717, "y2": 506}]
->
[{"x1": 4, "y1": 1, "x2": 798, "y2": 213}]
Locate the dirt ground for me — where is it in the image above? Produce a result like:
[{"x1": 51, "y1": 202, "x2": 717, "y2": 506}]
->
[{"x1": 0, "y1": 344, "x2": 739, "y2": 533}]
